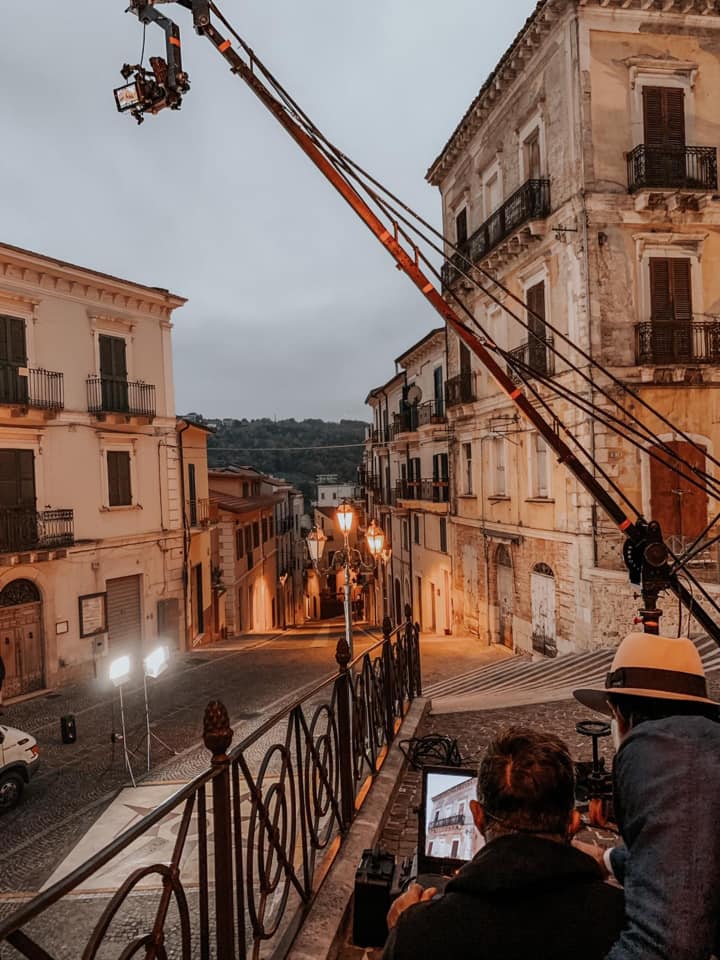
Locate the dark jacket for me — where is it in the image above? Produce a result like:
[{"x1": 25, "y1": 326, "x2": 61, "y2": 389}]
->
[
  {"x1": 606, "y1": 716, "x2": 720, "y2": 960},
  {"x1": 383, "y1": 834, "x2": 625, "y2": 960}
]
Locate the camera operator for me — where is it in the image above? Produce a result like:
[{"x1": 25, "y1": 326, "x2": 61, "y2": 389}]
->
[
  {"x1": 383, "y1": 729, "x2": 624, "y2": 960},
  {"x1": 574, "y1": 632, "x2": 720, "y2": 960}
]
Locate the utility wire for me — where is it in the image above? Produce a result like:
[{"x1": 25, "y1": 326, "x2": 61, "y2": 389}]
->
[{"x1": 207, "y1": 442, "x2": 366, "y2": 452}]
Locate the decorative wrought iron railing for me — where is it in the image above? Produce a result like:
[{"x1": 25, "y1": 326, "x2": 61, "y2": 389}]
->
[
  {"x1": 0, "y1": 613, "x2": 421, "y2": 960},
  {"x1": 442, "y1": 179, "x2": 551, "y2": 287},
  {"x1": 0, "y1": 508, "x2": 74, "y2": 554},
  {"x1": 627, "y1": 144, "x2": 718, "y2": 193},
  {"x1": 395, "y1": 479, "x2": 449, "y2": 504},
  {"x1": 391, "y1": 409, "x2": 418, "y2": 438},
  {"x1": 417, "y1": 400, "x2": 446, "y2": 426},
  {"x1": 445, "y1": 371, "x2": 476, "y2": 408},
  {"x1": 187, "y1": 497, "x2": 210, "y2": 528},
  {"x1": 429, "y1": 814, "x2": 465, "y2": 830},
  {"x1": 636, "y1": 319, "x2": 720, "y2": 365},
  {"x1": 507, "y1": 337, "x2": 555, "y2": 383},
  {"x1": 87, "y1": 376, "x2": 157, "y2": 418},
  {"x1": 0, "y1": 363, "x2": 64, "y2": 411}
]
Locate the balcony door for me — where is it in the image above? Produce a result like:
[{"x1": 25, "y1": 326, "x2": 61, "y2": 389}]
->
[
  {"x1": 650, "y1": 440, "x2": 707, "y2": 550},
  {"x1": 527, "y1": 281, "x2": 548, "y2": 375},
  {"x1": 0, "y1": 450, "x2": 36, "y2": 553},
  {"x1": 643, "y1": 86, "x2": 685, "y2": 185},
  {"x1": 649, "y1": 258, "x2": 692, "y2": 361},
  {"x1": 99, "y1": 335, "x2": 129, "y2": 413},
  {"x1": 0, "y1": 315, "x2": 28, "y2": 406}
]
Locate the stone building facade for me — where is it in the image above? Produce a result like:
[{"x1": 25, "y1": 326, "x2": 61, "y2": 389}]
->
[
  {"x1": 426, "y1": 0, "x2": 720, "y2": 653},
  {"x1": 0, "y1": 242, "x2": 185, "y2": 696}
]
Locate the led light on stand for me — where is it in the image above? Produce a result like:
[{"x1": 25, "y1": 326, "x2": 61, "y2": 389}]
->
[
  {"x1": 144, "y1": 645, "x2": 169, "y2": 680},
  {"x1": 109, "y1": 655, "x2": 131, "y2": 687}
]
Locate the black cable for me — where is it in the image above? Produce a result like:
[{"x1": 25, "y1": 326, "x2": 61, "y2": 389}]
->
[
  {"x1": 140, "y1": 22, "x2": 147, "y2": 67},
  {"x1": 399, "y1": 735, "x2": 468, "y2": 769}
]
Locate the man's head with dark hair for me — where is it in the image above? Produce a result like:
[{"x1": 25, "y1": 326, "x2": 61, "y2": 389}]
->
[
  {"x1": 608, "y1": 693, "x2": 719, "y2": 728},
  {"x1": 469, "y1": 728, "x2": 579, "y2": 841}
]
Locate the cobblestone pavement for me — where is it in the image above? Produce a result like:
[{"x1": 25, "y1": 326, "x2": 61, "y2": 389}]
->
[{"x1": 0, "y1": 626, "x2": 498, "y2": 899}]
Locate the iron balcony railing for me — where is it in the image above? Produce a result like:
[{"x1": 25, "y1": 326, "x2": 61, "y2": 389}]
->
[
  {"x1": 0, "y1": 508, "x2": 74, "y2": 554},
  {"x1": 429, "y1": 814, "x2": 465, "y2": 830},
  {"x1": 417, "y1": 399, "x2": 446, "y2": 426},
  {"x1": 0, "y1": 363, "x2": 64, "y2": 411},
  {"x1": 636, "y1": 319, "x2": 720, "y2": 365},
  {"x1": 445, "y1": 371, "x2": 476, "y2": 407},
  {"x1": 187, "y1": 497, "x2": 210, "y2": 528},
  {"x1": 87, "y1": 376, "x2": 157, "y2": 418},
  {"x1": 391, "y1": 409, "x2": 418, "y2": 438},
  {"x1": 507, "y1": 336, "x2": 555, "y2": 383},
  {"x1": 0, "y1": 613, "x2": 422, "y2": 960},
  {"x1": 442, "y1": 178, "x2": 551, "y2": 287},
  {"x1": 627, "y1": 144, "x2": 718, "y2": 193},
  {"x1": 395, "y1": 478, "x2": 450, "y2": 504}
]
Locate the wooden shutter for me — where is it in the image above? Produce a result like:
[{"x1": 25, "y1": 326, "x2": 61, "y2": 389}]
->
[
  {"x1": 107, "y1": 451, "x2": 131, "y2": 506},
  {"x1": 0, "y1": 450, "x2": 35, "y2": 509},
  {"x1": 99, "y1": 335, "x2": 128, "y2": 378},
  {"x1": 459, "y1": 342, "x2": 471, "y2": 376},
  {"x1": 650, "y1": 441, "x2": 707, "y2": 540},
  {"x1": 527, "y1": 282, "x2": 546, "y2": 337},
  {"x1": 643, "y1": 87, "x2": 685, "y2": 148},
  {"x1": 650, "y1": 258, "x2": 692, "y2": 321},
  {"x1": 455, "y1": 208, "x2": 468, "y2": 245}
]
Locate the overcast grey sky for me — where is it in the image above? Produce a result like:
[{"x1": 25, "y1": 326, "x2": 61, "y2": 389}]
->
[{"x1": 1, "y1": 2, "x2": 534, "y2": 421}]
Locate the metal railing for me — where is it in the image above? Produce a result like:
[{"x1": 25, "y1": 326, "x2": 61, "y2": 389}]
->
[
  {"x1": 87, "y1": 376, "x2": 157, "y2": 418},
  {"x1": 429, "y1": 814, "x2": 465, "y2": 830},
  {"x1": 368, "y1": 427, "x2": 391, "y2": 445},
  {"x1": 417, "y1": 400, "x2": 446, "y2": 426},
  {"x1": 445, "y1": 371, "x2": 476, "y2": 407},
  {"x1": 0, "y1": 365, "x2": 65, "y2": 411},
  {"x1": 187, "y1": 497, "x2": 210, "y2": 528},
  {"x1": 391, "y1": 409, "x2": 418, "y2": 438},
  {"x1": 627, "y1": 144, "x2": 718, "y2": 193},
  {"x1": 0, "y1": 508, "x2": 74, "y2": 553},
  {"x1": 507, "y1": 337, "x2": 555, "y2": 382},
  {"x1": 395, "y1": 479, "x2": 450, "y2": 504},
  {"x1": 442, "y1": 179, "x2": 551, "y2": 287},
  {"x1": 636, "y1": 319, "x2": 720, "y2": 365},
  {"x1": 0, "y1": 612, "x2": 421, "y2": 960}
]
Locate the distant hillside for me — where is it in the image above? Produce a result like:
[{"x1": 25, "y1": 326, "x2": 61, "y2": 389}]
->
[{"x1": 187, "y1": 416, "x2": 368, "y2": 502}]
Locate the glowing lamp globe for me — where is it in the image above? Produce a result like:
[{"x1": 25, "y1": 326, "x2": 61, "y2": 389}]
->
[
  {"x1": 336, "y1": 501, "x2": 354, "y2": 535},
  {"x1": 366, "y1": 520, "x2": 385, "y2": 558},
  {"x1": 306, "y1": 526, "x2": 328, "y2": 563}
]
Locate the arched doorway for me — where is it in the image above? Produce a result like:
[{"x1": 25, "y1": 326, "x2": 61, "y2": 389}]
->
[
  {"x1": 0, "y1": 579, "x2": 43, "y2": 698},
  {"x1": 495, "y1": 545, "x2": 514, "y2": 649},
  {"x1": 531, "y1": 563, "x2": 557, "y2": 658}
]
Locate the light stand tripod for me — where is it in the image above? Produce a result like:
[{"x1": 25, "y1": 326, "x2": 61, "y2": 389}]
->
[
  {"x1": 136, "y1": 645, "x2": 177, "y2": 772},
  {"x1": 139, "y1": 671, "x2": 176, "y2": 772},
  {"x1": 109, "y1": 656, "x2": 138, "y2": 788}
]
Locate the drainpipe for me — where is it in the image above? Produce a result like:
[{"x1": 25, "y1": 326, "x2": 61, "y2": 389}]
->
[
  {"x1": 479, "y1": 434, "x2": 492, "y2": 646},
  {"x1": 177, "y1": 421, "x2": 191, "y2": 651}
]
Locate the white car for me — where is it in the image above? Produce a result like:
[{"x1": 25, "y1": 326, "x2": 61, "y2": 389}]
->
[{"x1": 0, "y1": 724, "x2": 40, "y2": 812}]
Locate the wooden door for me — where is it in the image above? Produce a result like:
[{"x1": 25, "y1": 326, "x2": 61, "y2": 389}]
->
[
  {"x1": 531, "y1": 565, "x2": 557, "y2": 657},
  {"x1": 643, "y1": 86, "x2": 685, "y2": 184},
  {"x1": 99, "y1": 335, "x2": 129, "y2": 413},
  {"x1": 0, "y1": 601, "x2": 43, "y2": 698},
  {"x1": 527, "y1": 282, "x2": 548, "y2": 375},
  {"x1": 649, "y1": 441, "x2": 707, "y2": 548},
  {"x1": 0, "y1": 450, "x2": 36, "y2": 553},
  {"x1": 496, "y1": 548, "x2": 514, "y2": 649}
]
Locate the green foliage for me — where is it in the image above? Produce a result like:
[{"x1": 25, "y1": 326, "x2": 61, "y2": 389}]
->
[{"x1": 200, "y1": 417, "x2": 368, "y2": 501}]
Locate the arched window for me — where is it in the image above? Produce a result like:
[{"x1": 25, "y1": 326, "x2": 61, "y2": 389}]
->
[
  {"x1": 496, "y1": 544, "x2": 512, "y2": 567},
  {"x1": 533, "y1": 562, "x2": 554, "y2": 578},
  {"x1": 0, "y1": 579, "x2": 41, "y2": 607}
]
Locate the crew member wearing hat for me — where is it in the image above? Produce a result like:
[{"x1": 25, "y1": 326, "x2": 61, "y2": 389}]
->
[{"x1": 574, "y1": 632, "x2": 720, "y2": 960}]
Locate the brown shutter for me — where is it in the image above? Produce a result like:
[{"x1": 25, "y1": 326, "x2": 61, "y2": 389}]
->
[
  {"x1": 670, "y1": 258, "x2": 692, "y2": 320},
  {"x1": 643, "y1": 87, "x2": 685, "y2": 148},
  {"x1": 527, "y1": 281, "x2": 546, "y2": 337},
  {"x1": 650, "y1": 441, "x2": 707, "y2": 540},
  {"x1": 108, "y1": 451, "x2": 131, "y2": 506},
  {"x1": 7, "y1": 318, "x2": 27, "y2": 366},
  {"x1": 649, "y1": 259, "x2": 672, "y2": 321},
  {"x1": 455, "y1": 208, "x2": 468, "y2": 245}
]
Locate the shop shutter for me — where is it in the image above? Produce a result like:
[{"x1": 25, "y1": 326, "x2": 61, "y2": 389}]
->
[
  {"x1": 106, "y1": 575, "x2": 142, "y2": 656},
  {"x1": 643, "y1": 87, "x2": 685, "y2": 148}
]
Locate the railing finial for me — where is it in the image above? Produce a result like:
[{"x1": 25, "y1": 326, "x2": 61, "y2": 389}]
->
[
  {"x1": 203, "y1": 700, "x2": 233, "y2": 760},
  {"x1": 335, "y1": 635, "x2": 351, "y2": 671}
]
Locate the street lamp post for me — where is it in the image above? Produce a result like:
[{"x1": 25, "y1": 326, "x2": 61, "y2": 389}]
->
[
  {"x1": 366, "y1": 519, "x2": 390, "y2": 625},
  {"x1": 336, "y1": 501, "x2": 355, "y2": 658}
]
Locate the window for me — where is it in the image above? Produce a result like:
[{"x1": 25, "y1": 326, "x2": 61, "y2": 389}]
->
[
  {"x1": 433, "y1": 453, "x2": 449, "y2": 502},
  {"x1": 253, "y1": 522, "x2": 260, "y2": 549},
  {"x1": 0, "y1": 315, "x2": 28, "y2": 404},
  {"x1": 0, "y1": 449, "x2": 35, "y2": 509},
  {"x1": 235, "y1": 529, "x2": 243, "y2": 561},
  {"x1": 402, "y1": 520, "x2": 409, "y2": 550},
  {"x1": 643, "y1": 86, "x2": 685, "y2": 150},
  {"x1": 188, "y1": 463, "x2": 197, "y2": 526},
  {"x1": 523, "y1": 128, "x2": 542, "y2": 180},
  {"x1": 531, "y1": 433, "x2": 550, "y2": 499},
  {"x1": 98, "y1": 335, "x2": 129, "y2": 413},
  {"x1": 649, "y1": 258, "x2": 692, "y2": 322},
  {"x1": 269, "y1": 516, "x2": 274, "y2": 538},
  {"x1": 262, "y1": 517, "x2": 268, "y2": 542},
  {"x1": 413, "y1": 515, "x2": 421, "y2": 545},
  {"x1": 242, "y1": 482, "x2": 249, "y2": 497},
  {"x1": 440, "y1": 518, "x2": 448, "y2": 554},
  {"x1": 462, "y1": 443, "x2": 473, "y2": 495},
  {"x1": 491, "y1": 438, "x2": 506, "y2": 498},
  {"x1": 526, "y1": 281, "x2": 549, "y2": 376},
  {"x1": 107, "y1": 451, "x2": 132, "y2": 506},
  {"x1": 455, "y1": 208, "x2": 468, "y2": 246},
  {"x1": 245, "y1": 526, "x2": 253, "y2": 554},
  {"x1": 320, "y1": 492, "x2": 325, "y2": 501},
  {"x1": 485, "y1": 172, "x2": 501, "y2": 216}
]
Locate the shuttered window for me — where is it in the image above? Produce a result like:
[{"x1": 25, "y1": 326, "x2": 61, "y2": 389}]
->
[
  {"x1": 643, "y1": 86, "x2": 685, "y2": 148},
  {"x1": 0, "y1": 450, "x2": 35, "y2": 509},
  {"x1": 107, "y1": 451, "x2": 132, "y2": 507},
  {"x1": 649, "y1": 258, "x2": 692, "y2": 322},
  {"x1": 455, "y1": 208, "x2": 468, "y2": 246}
]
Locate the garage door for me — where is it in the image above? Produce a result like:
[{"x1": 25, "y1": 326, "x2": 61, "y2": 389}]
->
[{"x1": 106, "y1": 575, "x2": 142, "y2": 658}]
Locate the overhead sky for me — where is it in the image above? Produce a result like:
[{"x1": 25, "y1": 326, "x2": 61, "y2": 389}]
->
[{"x1": 2, "y1": 1, "x2": 535, "y2": 420}]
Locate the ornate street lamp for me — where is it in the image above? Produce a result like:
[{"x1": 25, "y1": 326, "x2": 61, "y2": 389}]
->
[
  {"x1": 306, "y1": 525, "x2": 328, "y2": 564},
  {"x1": 336, "y1": 500, "x2": 354, "y2": 535},
  {"x1": 365, "y1": 520, "x2": 385, "y2": 558}
]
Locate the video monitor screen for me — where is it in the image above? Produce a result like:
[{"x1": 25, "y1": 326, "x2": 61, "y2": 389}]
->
[{"x1": 423, "y1": 769, "x2": 484, "y2": 863}]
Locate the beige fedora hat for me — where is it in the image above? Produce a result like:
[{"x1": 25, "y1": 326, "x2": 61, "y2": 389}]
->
[{"x1": 574, "y1": 632, "x2": 718, "y2": 716}]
